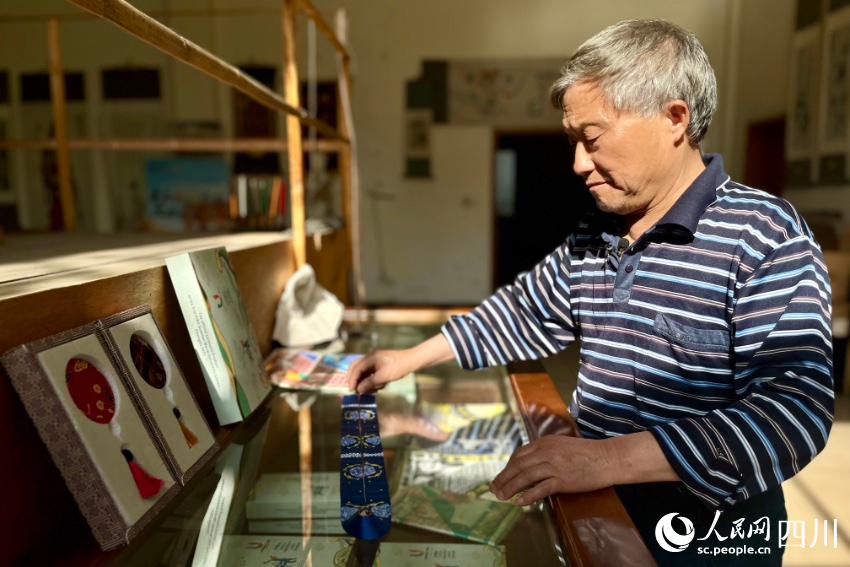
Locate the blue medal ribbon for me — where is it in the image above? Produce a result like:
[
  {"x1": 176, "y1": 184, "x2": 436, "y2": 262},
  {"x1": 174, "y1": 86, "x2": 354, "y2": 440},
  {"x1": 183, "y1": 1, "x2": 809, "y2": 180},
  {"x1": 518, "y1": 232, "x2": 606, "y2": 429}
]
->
[{"x1": 339, "y1": 394, "x2": 392, "y2": 540}]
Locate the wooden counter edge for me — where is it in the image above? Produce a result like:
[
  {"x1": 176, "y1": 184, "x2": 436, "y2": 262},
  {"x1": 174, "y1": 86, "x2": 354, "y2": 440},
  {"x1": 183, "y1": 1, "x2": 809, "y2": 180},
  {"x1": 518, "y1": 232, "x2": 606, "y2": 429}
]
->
[{"x1": 508, "y1": 372, "x2": 658, "y2": 567}]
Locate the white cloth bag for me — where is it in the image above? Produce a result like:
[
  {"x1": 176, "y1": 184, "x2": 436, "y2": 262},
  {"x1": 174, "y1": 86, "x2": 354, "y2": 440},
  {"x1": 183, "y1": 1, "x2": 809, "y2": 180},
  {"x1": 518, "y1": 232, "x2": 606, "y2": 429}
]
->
[{"x1": 273, "y1": 263, "x2": 344, "y2": 347}]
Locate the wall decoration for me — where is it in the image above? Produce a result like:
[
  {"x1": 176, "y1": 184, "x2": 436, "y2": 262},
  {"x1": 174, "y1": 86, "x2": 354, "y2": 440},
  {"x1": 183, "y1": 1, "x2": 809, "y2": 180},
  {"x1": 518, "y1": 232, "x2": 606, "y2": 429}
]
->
[
  {"x1": 786, "y1": 25, "x2": 821, "y2": 186},
  {"x1": 448, "y1": 59, "x2": 563, "y2": 126},
  {"x1": 145, "y1": 158, "x2": 231, "y2": 232},
  {"x1": 819, "y1": 6, "x2": 850, "y2": 183},
  {"x1": 403, "y1": 59, "x2": 564, "y2": 178}
]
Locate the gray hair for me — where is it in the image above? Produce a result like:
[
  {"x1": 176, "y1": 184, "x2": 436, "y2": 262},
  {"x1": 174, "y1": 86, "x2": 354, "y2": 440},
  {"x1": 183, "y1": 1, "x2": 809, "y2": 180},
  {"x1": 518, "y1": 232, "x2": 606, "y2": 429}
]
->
[{"x1": 550, "y1": 19, "x2": 717, "y2": 147}]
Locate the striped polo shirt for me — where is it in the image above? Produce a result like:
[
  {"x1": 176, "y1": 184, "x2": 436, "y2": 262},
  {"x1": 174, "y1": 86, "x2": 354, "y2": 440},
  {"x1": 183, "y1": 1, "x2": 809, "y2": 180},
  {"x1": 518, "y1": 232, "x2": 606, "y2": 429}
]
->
[{"x1": 442, "y1": 154, "x2": 834, "y2": 509}]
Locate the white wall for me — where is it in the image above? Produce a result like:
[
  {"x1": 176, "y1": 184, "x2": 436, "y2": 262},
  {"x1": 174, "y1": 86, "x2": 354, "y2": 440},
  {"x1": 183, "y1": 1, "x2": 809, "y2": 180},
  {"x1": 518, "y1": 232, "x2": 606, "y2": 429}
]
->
[
  {"x1": 311, "y1": 0, "x2": 735, "y2": 303},
  {"x1": 0, "y1": 0, "x2": 811, "y2": 304}
]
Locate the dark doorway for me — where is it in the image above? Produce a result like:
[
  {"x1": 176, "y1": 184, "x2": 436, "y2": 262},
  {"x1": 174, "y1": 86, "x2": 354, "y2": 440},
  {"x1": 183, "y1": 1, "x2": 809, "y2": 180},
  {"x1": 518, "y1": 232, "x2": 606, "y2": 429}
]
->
[
  {"x1": 744, "y1": 116, "x2": 785, "y2": 198},
  {"x1": 493, "y1": 132, "x2": 594, "y2": 288}
]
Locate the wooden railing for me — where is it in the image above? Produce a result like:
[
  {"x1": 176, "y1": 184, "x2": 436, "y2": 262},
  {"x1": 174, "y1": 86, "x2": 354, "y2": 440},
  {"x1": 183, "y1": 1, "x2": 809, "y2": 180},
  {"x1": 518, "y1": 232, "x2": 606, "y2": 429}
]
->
[{"x1": 509, "y1": 372, "x2": 658, "y2": 566}]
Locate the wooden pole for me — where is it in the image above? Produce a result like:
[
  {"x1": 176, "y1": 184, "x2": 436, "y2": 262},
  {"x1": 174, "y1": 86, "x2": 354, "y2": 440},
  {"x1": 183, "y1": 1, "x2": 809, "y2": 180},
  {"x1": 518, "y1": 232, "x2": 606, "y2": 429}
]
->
[
  {"x1": 283, "y1": 0, "x2": 306, "y2": 269},
  {"x1": 295, "y1": 0, "x2": 349, "y2": 60},
  {"x1": 67, "y1": 0, "x2": 345, "y2": 141},
  {"x1": 336, "y1": 10, "x2": 365, "y2": 310},
  {"x1": 0, "y1": 137, "x2": 343, "y2": 152},
  {"x1": 0, "y1": 7, "x2": 280, "y2": 23},
  {"x1": 48, "y1": 18, "x2": 76, "y2": 232}
]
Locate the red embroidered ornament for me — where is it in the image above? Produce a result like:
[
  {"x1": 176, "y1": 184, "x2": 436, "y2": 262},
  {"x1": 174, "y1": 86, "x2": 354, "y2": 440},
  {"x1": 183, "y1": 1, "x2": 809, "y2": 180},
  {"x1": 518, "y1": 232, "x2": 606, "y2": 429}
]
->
[{"x1": 65, "y1": 357, "x2": 164, "y2": 499}]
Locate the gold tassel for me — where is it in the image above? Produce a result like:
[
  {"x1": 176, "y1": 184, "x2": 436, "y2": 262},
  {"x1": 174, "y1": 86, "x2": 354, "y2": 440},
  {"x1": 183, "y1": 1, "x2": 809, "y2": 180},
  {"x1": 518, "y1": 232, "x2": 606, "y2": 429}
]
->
[{"x1": 173, "y1": 407, "x2": 199, "y2": 448}]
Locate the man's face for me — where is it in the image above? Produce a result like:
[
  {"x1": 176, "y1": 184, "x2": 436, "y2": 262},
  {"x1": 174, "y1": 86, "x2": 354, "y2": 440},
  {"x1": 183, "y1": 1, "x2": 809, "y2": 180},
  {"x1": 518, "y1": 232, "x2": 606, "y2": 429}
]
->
[{"x1": 561, "y1": 82, "x2": 678, "y2": 217}]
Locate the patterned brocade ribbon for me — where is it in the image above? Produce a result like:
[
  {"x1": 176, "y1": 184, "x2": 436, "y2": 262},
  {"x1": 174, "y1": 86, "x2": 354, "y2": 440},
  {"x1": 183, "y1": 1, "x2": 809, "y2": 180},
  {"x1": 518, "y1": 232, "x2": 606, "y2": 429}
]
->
[{"x1": 339, "y1": 394, "x2": 392, "y2": 540}]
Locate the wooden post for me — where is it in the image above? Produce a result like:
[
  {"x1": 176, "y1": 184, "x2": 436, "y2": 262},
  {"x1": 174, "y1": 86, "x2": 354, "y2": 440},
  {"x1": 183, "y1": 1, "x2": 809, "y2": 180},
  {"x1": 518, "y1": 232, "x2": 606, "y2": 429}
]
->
[
  {"x1": 47, "y1": 18, "x2": 76, "y2": 232},
  {"x1": 283, "y1": 0, "x2": 306, "y2": 269},
  {"x1": 336, "y1": 10, "x2": 365, "y2": 310},
  {"x1": 295, "y1": 0, "x2": 350, "y2": 61}
]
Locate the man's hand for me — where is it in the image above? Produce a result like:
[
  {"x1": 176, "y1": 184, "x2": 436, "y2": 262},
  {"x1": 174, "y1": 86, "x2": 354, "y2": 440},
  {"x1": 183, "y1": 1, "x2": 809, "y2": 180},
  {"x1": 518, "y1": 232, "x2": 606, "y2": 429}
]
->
[
  {"x1": 346, "y1": 334, "x2": 455, "y2": 394},
  {"x1": 490, "y1": 436, "x2": 616, "y2": 506},
  {"x1": 346, "y1": 348, "x2": 415, "y2": 394},
  {"x1": 490, "y1": 430, "x2": 679, "y2": 506}
]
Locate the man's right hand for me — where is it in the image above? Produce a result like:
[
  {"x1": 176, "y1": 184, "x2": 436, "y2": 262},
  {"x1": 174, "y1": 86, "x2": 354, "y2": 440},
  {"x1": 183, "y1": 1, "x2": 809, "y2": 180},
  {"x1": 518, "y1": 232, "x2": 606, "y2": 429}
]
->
[
  {"x1": 346, "y1": 348, "x2": 412, "y2": 394},
  {"x1": 346, "y1": 333, "x2": 455, "y2": 394}
]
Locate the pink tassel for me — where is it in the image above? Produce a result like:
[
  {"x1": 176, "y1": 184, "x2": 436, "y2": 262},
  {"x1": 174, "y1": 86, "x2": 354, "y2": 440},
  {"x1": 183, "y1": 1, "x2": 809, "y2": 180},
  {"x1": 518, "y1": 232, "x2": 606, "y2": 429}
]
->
[{"x1": 122, "y1": 449, "x2": 164, "y2": 498}]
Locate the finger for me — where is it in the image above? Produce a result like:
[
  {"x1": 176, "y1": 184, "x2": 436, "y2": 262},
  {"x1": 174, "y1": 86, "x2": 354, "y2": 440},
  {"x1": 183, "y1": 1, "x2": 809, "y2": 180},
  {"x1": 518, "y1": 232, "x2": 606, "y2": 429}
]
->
[
  {"x1": 496, "y1": 463, "x2": 553, "y2": 502},
  {"x1": 490, "y1": 442, "x2": 542, "y2": 493},
  {"x1": 346, "y1": 353, "x2": 374, "y2": 391},
  {"x1": 345, "y1": 356, "x2": 362, "y2": 391},
  {"x1": 515, "y1": 477, "x2": 560, "y2": 506},
  {"x1": 355, "y1": 373, "x2": 385, "y2": 395}
]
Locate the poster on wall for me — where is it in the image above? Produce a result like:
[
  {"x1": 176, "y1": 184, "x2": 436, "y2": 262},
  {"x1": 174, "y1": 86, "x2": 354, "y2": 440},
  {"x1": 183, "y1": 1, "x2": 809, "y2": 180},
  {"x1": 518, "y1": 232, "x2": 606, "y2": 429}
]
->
[
  {"x1": 819, "y1": 7, "x2": 850, "y2": 183},
  {"x1": 145, "y1": 158, "x2": 231, "y2": 232},
  {"x1": 448, "y1": 59, "x2": 563, "y2": 127}
]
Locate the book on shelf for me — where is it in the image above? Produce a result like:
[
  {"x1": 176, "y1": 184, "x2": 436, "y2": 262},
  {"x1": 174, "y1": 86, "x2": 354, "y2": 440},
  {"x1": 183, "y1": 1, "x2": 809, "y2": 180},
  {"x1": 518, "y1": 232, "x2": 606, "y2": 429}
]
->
[
  {"x1": 248, "y1": 517, "x2": 347, "y2": 535},
  {"x1": 166, "y1": 247, "x2": 272, "y2": 425},
  {"x1": 231, "y1": 174, "x2": 287, "y2": 230},
  {"x1": 218, "y1": 536, "x2": 506, "y2": 567},
  {"x1": 245, "y1": 472, "x2": 341, "y2": 520}
]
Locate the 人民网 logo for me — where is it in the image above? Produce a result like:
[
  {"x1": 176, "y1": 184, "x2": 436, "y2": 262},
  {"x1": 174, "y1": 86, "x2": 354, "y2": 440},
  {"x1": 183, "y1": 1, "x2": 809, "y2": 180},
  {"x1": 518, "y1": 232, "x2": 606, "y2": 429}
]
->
[{"x1": 655, "y1": 512, "x2": 696, "y2": 553}]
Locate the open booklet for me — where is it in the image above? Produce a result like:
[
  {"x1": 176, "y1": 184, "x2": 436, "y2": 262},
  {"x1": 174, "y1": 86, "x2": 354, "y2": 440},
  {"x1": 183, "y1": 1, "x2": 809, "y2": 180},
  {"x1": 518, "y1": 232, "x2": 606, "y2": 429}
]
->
[
  {"x1": 264, "y1": 347, "x2": 417, "y2": 406},
  {"x1": 264, "y1": 348, "x2": 360, "y2": 392}
]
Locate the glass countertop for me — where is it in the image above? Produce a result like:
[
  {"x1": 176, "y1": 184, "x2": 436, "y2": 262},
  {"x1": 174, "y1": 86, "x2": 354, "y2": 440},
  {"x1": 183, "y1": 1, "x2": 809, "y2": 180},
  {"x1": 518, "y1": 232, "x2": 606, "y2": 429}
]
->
[{"x1": 118, "y1": 322, "x2": 566, "y2": 566}]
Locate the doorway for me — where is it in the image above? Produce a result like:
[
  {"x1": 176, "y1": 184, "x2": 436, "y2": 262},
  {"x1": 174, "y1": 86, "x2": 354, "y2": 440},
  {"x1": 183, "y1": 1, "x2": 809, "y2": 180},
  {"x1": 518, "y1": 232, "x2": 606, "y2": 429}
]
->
[{"x1": 493, "y1": 131, "x2": 593, "y2": 288}]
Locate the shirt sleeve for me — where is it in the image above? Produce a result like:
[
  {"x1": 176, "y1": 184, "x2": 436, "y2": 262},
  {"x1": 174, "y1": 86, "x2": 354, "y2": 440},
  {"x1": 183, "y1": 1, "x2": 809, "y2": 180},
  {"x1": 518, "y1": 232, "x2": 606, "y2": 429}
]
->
[
  {"x1": 650, "y1": 235, "x2": 835, "y2": 509},
  {"x1": 441, "y1": 241, "x2": 577, "y2": 369}
]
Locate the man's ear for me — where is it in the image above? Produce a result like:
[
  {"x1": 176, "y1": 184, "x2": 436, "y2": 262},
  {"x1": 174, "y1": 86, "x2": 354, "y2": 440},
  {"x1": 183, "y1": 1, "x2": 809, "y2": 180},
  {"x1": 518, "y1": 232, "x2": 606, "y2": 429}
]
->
[{"x1": 665, "y1": 100, "x2": 690, "y2": 145}]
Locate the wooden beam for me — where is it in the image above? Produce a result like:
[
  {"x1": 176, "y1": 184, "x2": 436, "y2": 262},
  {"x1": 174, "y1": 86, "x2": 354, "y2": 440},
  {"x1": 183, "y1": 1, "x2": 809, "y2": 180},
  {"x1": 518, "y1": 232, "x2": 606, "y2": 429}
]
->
[
  {"x1": 66, "y1": 0, "x2": 346, "y2": 142},
  {"x1": 283, "y1": 0, "x2": 306, "y2": 269},
  {"x1": 0, "y1": 7, "x2": 280, "y2": 23},
  {"x1": 295, "y1": 0, "x2": 350, "y2": 60},
  {"x1": 335, "y1": 9, "x2": 365, "y2": 310},
  {"x1": 0, "y1": 137, "x2": 344, "y2": 153},
  {"x1": 47, "y1": 18, "x2": 76, "y2": 233}
]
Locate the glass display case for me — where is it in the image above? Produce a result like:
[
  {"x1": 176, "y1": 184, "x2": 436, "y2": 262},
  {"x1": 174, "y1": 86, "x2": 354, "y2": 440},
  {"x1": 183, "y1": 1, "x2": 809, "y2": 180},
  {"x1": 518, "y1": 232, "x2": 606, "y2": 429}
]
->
[{"x1": 115, "y1": 321, "x2": 567, "y2": 566}]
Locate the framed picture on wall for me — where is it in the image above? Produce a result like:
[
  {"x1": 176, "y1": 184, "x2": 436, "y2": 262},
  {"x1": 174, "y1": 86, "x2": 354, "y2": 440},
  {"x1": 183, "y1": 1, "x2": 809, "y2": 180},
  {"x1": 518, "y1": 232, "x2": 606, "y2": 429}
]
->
[
  {"x1": 786, "y1": 25, "x2": 821, "y2": 186},
  {"x1": 818, "y1": 6, "x2": 850, "y2": 183}
]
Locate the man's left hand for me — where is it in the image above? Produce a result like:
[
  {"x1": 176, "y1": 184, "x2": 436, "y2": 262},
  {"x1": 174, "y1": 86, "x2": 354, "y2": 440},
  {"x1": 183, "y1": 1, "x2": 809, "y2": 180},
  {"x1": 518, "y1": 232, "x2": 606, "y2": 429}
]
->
[{"x1": 489, "y1": 436, "x2": 615, "y2": 506}]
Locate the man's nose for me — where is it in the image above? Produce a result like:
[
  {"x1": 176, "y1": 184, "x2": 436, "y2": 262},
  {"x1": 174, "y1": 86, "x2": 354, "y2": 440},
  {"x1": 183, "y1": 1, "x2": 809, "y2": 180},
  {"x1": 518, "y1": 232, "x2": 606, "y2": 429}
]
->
[{"x1": 573, "y1": 143, "x2": 594, "y2": 177}]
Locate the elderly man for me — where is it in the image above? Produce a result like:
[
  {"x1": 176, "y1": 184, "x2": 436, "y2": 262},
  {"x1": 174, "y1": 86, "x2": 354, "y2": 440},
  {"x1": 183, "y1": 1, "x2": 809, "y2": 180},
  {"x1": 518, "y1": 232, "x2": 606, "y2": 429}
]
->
[{"x1": 347, "y1": 19, "x2": 833, "y2": 565}]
